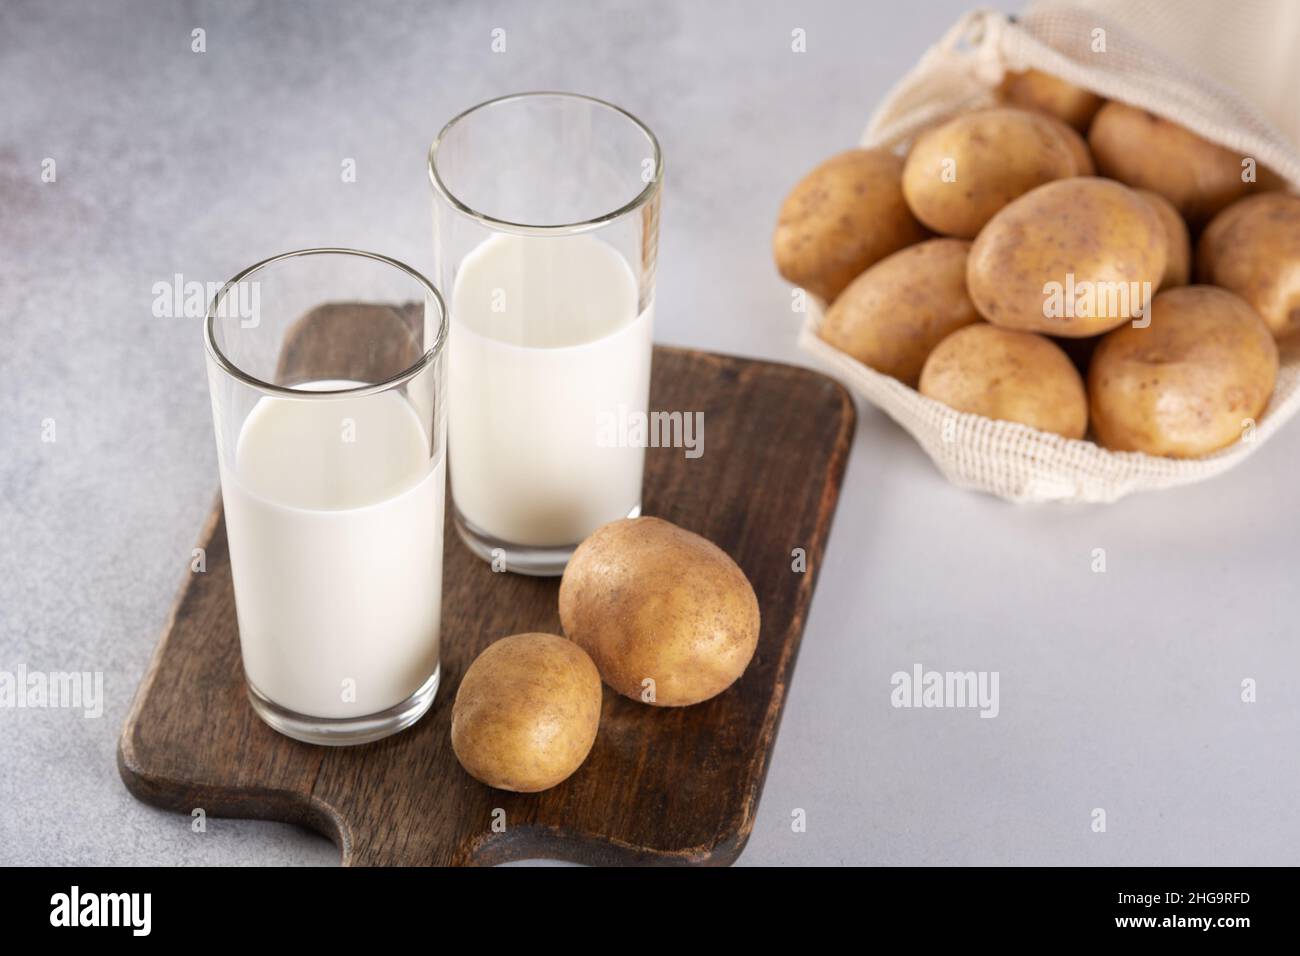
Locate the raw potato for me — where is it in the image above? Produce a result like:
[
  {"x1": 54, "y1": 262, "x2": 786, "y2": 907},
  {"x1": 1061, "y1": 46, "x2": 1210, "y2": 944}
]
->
[
  {"x1": 773, "y1": 148, "x2": 926, "y2": 302},
  {"x1": 1135, "y1": 189, "x2": 1191, "y2": 289},
  {"x1": 902, "y1": 107, "x2": 1079, "y2": 238},
  {"x1": 1041, "y1": 114, "x2": 1095, "y2": 176},
  {"x1": 559, "y1": 517, "x2": 760, "y2": 708},
  {"x1": 451, "y1": 633, "x2": 602, "y2": 793},
  {"x1": 819, "y1": 238, "x2": 980, "y2": 385},
  {"x1": 1197, "y1": 192, "x2": 1300, "y2": 339},
  {"x1": 919, "y1": 324, "x2": 1088, "y2": 439},
  {"x1": 967, "y1": 177, "x2": 1166, "y2": 337},
  {"x1": 1088, "y1": 101, "x2": 1248, "y2": 225},
  {"x1": 1089, "y1": 286, "x2": 1279, "y2": 458},
  {"x1": 999, "y1": 69, "x2": 1104, "y2": 131}
]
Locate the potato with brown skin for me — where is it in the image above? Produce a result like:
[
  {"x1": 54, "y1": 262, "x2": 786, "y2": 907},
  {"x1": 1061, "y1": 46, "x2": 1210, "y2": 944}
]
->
[
  {"x1": 1197, "y1": 192, "x2": 1300, "y2": 339},
  {"x1": 999, "y1": 69, "x2": 1104, "y2": 131},
  {"x1": 773, "y1": 148, "x2": 926, "y2": 302},
  {"x1": 1089, "y1": 286, "x2": 1279, "y2": 457},
  {"x1": 902, "y1": 107, "x2": 1079, "y2": 238},
  {"x1": 451, "y1": 633, "x2": 602, "y2": 793},
  {"x1": 1088, "y1": 101, "x2": 1249, "y2": 225},
  {"x1": 919, "y1": 324, "x2": 1088, "y2": 439},
  {"x1": 820, "y1": 238, "x2": 980, "y2": 385},
  {"x1": 1135, "y1": 189, "x2": 1191, "y2": 289},
  {"x1": 1041, "y1": 114, "x2": 1095, "y2": 176},
  {"x1": 967, "y1": 177, "x2": 1166, "y2": 337},
  {"x1": 559, "y1": 517, "x2": 760, "y2": 707}
]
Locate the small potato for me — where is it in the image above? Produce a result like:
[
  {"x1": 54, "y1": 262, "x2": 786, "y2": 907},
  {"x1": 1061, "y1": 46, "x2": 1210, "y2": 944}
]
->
[
  {"x1": 967, "y1": 177, "x2": 1166, "y2": 337},
  {"x1": 774, "y1": 148, "x2": 926, "y2": 302},
  {"x1": 999, "y1": 69, "x2": 1104, "y2": 131},
  {"x1": 902, "y1": 107, "x2": 1078, "y2": 238},
  {"x1": 1041, "y1": 114, "x2": 1095, "y2": 176},
  {"x1": 919, "y1": 324, "x2": 1088, "y2": 439},
  {"x1": 1135, "y1": 189, "x2": 1191, "y2": 289},
  {"x1": 559, "y1": 517, "x2": 760, "y2": 707},
  {"x1": 1089, "y1": 286, "x2": 1279, "y2": 458},
  {"x1": 819, "y1": 238, "x2": 980, "y2": 385},
  {"x1": 1197, "y1": 192, "x2": 1300, "y2": 339},
  {"x1": 1088, "y1": 101, "x2": 1248, "y2": 225},
  {"x1": 451, "y1": 633, "x2": 602, "y2": 793}
]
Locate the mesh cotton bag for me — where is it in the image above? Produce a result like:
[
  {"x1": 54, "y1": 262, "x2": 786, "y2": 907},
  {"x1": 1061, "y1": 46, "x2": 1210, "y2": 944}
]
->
[{"x1": 797, "y1": 1, "x2": 1300, "y2": 503}]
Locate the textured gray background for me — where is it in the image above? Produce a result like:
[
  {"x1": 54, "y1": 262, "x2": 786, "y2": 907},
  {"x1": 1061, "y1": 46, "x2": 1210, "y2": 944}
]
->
[{"x1": 2, "y1": 0, "x2": 1298, "y2": 867}]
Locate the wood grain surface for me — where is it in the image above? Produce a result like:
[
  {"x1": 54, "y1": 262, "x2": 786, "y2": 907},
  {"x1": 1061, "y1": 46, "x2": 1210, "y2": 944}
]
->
[{"x1": 119, "y1": 303, "x2": 855, "y2": 865}]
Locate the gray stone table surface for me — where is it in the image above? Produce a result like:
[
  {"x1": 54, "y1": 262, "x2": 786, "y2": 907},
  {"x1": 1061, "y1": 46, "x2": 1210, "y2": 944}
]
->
[{"x1": 2, "y1": 0, "x2": 1298, "y2": 867}]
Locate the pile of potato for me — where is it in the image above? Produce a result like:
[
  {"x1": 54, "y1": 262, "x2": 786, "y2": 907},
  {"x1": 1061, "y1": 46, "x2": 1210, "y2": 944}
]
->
[{"x1": 774, "y1": 69, "x2": 1299, "y2": 458}]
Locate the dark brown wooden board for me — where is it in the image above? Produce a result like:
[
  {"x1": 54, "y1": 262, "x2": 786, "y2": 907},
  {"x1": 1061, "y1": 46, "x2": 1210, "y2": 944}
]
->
[{"x1": 119, "y1": 305, "x2": 854, "y2": 866}]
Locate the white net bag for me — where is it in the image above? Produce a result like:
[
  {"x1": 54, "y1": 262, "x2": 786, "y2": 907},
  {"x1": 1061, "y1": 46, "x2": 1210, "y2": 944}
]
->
[{"x1": 797, "y1": 1, "x2": 1300, "y2": 503}]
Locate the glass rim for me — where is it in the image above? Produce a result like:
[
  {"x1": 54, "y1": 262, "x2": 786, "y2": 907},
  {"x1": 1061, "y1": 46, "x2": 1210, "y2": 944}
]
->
[
  {"x1": 203, "y1": 247, "x2": 449, "y2": 399},
  {"x1": 427, "y1": 90, "x2": 663, "y2": 236}
]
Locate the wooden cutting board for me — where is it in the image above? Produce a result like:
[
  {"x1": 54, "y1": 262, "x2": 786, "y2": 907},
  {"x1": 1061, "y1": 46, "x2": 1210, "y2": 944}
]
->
[{"x1": 119, "y1": 303, "x2": 854, "y2": 866}]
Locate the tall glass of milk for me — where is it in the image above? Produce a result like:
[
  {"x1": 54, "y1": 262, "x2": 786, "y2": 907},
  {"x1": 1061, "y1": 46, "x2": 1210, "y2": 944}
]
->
[
  {"x1": 204, "y1": 249, "x2": 449, "y2": 746},
  {"x1": 429, "y1": 92, "x2": 662, "y2": 576}
]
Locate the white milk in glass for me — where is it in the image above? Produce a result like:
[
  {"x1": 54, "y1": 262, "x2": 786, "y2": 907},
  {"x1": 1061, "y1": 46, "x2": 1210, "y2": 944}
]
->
[
  {"x1": 220, "y1": 383, "x2": 443, "y2": 718},
  {"x1": 449, "y1": 233, "x2": 652, "y2": 547}
]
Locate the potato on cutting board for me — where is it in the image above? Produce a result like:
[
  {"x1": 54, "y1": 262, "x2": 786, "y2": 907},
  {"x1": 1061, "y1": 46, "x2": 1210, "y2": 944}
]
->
[
  {"x1": 451, "y1": 633, "x2": 603, "y2": 793},
  {"x1": 560, "y1": 516, "x2": 760, "y2": 708}
]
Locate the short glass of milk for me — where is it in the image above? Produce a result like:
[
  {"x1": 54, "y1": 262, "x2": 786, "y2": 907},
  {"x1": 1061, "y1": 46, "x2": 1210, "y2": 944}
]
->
[
  {"x1": 429, "y1": 92, "x2": 662, "y2": 576},
  {"x1": 204, "y1": 249, "x2": 449, "y2": 746}
]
